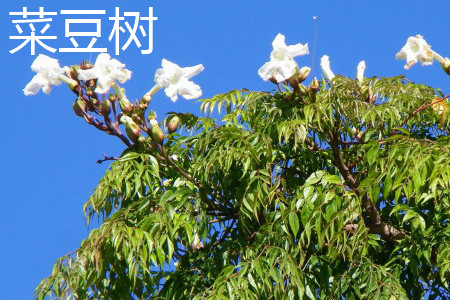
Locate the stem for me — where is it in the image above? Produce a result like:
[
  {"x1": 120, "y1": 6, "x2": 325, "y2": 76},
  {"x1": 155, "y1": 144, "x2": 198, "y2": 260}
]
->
[
  {"x1": 145, "y1": 85, "x2": 161, "y2": 98},
  {"x1": 432, "y1": 50, "x2": 446, "y2": 65},
  {"x1": 398, "y1": 94, "x2": 449, "y2": 129},
  {"x1": 330, "y1": 126, "x2": 407, "y2": 243}
]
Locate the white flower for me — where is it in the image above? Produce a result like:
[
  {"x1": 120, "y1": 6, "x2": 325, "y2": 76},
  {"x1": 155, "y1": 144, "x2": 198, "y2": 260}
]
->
[
  {"x1": 23, "y1": 54, "x2": 69, "y2": 96},
  {"x1": 395, "y1": 35, "x2": 434, "y2": 69},
  {"x1": 320, "y1": 55, "x2": 335, "y2": 80},
  {"x1": 154, "y1": 59, "x2": 204, "y2": 102},
  {"x1": 258, "y1": 33, "x2": 309, "y2": 83},
  {"x1": 356, "y1": 61, "x2": 366, "y2": 82},
  {"x1": 192, "y1": 233, "x2": 204, "y2": 249},
  {"x1": 77, "y1": 53, "x2": 132, "y2": 94}
]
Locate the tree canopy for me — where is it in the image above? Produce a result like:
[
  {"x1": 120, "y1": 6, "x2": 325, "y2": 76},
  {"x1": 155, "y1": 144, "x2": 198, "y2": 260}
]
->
[{"x1": 28, "y1": 36, "x2": 449, "y2": 299}]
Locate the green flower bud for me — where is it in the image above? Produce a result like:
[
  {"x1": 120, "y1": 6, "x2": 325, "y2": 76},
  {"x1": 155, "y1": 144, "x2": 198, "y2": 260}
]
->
[
  {"x1": 69, "y1": 82, "x2": 81, "y2": 95},
  {"x1": 288, "y1": 74, "x2": 300, "y2": 88},
  {"x1": 73, "y1": 99, "x2": 86, "y2": 117},
  {"x1": 121, "y1": 115, "x2": 141, "y2": 143},
  {"x1": 86, "y1": 88, "x2": 95, "y2": 98},
  {"x1": 298, "y1": 66, "x2": 311, "y2": 83},
  {"x1": 108, "y1": 93, "x2": 117, "y2": 102},
  {"x1": 141, "y1": 93, "x2": 152, "y2": 104},
  {"x1": 101, "y1": 100, "x2": 111, "y2": 116},
  {"x1": 167, "y1": 116, "x2": 180, "y2": 133},
  {"x1": 299, "y1": 84, "x2": 309, "y2": 94},
  {"x1": 310, "y1": 77, "x2": 320, "y2": 92},
  {"x1": 150, "y1": 119, "x2": 164, "y2": 144},
  {"x1": 147, "y1": 111, "x2": 157, "y2": 122},
  {"x1": 120, "y1": 98, "x2": 133, "y2": 114}
]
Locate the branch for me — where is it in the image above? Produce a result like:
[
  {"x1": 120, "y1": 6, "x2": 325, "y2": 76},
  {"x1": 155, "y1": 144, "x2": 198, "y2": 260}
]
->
[
  {"x1": 97, "y1": 154, "x2": 118, "y2": 164},
  {"x1": 398, "y1": 94, "x2": 449, "y2": 128},
  {"x1": 330, "y1": 130, "x2": 407, "y2": 243}
]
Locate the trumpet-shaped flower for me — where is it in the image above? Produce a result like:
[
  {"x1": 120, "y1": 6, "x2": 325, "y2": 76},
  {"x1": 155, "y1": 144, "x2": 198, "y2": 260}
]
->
[
  {"x1": 356, "y1": 61, "x2": 366, "y2": 82},
  {"x1": 320, "y1": 55, "x2": 335, "y2": 80},
  {"x1": 23, "y1": 54, "x2": 70, "y2": 96},
  {"x1": 154, "y1": 59, "x2": 204, "y2": 102},
  {"x1": 258, "y1": 33, "x2": 309, "y2": 82},
  {"x1": 395, "y1": 35, "x2": 434, "y2": 69},
  {"x1": 77, "y1": 53, "x2": 132, "y2": 94}
]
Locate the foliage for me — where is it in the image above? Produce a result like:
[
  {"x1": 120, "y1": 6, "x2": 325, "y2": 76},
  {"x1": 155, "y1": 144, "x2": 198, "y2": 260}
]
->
[{"x1": 36, "y1": 74, "x2": 449, "y2": 299}]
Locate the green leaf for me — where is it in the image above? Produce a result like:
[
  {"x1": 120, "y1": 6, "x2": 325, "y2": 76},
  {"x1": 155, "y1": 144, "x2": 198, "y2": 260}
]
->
[
  {"x1": 367, "y1": 144, "x2": 380, "y2": 165},
  {"x1": 289, "y1": 212, "x2": 300, "y2": 237}
]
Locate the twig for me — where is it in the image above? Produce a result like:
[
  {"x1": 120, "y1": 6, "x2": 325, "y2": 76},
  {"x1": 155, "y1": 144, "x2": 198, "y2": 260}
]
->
[
  {"x1": 398, "y1": 94, "x2": 449, "y2": 129},
  {"x1": 97, "y1": 154, "x2": 119, "y2": 164}
]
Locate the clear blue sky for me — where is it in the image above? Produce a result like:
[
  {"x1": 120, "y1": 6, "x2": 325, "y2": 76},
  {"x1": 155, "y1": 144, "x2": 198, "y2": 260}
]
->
[{"x1": 0, "y1": 0, "x2": 448, "y2": 298}]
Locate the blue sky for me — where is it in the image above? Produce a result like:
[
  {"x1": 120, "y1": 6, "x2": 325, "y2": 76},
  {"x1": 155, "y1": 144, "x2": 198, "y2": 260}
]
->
[{"x1": 0, "y1": 0, "x2": 448, "y2": 298}]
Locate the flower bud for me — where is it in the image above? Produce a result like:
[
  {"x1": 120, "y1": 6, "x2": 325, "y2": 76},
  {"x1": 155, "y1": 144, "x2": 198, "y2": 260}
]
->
[
  {"x1": 310, "y1": 77, "x2": 320, "y2": 92},
  {"x1": 191, "y1": 233, "x2": 204, "y2": 250},
  {"x1": 147, "y1": 111, "x2": 157, "y2": 122},
  {"x1": 121, "y1": 115, "x2": 141, "y2": 143},
  {"x1": 288, "y1": 74, "x2": 300, "y2": 88},
  {"x1": 141, "y1": 93, "x2": 152, "y2": 104},
  {"x1": 120, "y1": 98, "x2": 133, "y2": 114},
  {"x1": 87, "y1": 79, "x2": 96, "y2": 88},
  {"x1": 351, "y1": 127, "x2": 357, "y2": 136},
  {"x1": 299, "y1": 84, "x2": 310, "y2": 94},
  {"x1": 86, "y1": 88, "x2": 96, "y2": 98},
  {"x1": 69, "y1": 81, "x2": 81, "y2": 95},
  {"x1": 67, "y1": 67, "x2": 79, "y2": 81},
  {"x1": 138, "y1": 134, "x2": 146, "y2": 143},
  {"x1": 108, "y1": 93, "x2": 117, "y2": 102},
  {"x1": 298, "y1": 66, "x2": 311, "y2": 83},
  {"x1": 150, "y1": 119, "x2": 164, "y2": 144},
  {"x1": 73, "y1": 99, "x2": 86, "y2": 117},
  {"x1": 138, "y1": 102, "x2": 148, "y2": 110},
  {"x1": 80, "y1": 62, "x2": 93, "y2": 70},
  {"x1": 101, "y1": 99, "x2": 111, "y2": 116},
  {"x1": 167, "y1": 116, "x2": 180, "y2": 133}
]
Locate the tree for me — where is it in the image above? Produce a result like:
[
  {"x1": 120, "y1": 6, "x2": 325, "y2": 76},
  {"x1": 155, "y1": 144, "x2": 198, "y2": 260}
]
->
[{"x1": 31, "y1": 35, "x2": 449, "y2": 299}]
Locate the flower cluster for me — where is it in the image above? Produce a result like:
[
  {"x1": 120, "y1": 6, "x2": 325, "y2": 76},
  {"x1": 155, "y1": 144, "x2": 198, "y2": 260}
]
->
[
  {"x1": 258, "y1": 33, "x2": 309, "y2": 83},
  {"x1": 22, "y1": 32, "x2": 448, "y2": 147}
]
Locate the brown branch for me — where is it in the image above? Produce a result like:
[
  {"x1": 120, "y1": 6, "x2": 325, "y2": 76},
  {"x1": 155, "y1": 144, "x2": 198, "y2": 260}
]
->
[
  {"x1": 398, "y1": 94, "x2": 449, "y2": 128},
  {"x1": 330, "y1": 130, "x2": 407, "y2": 243},
  {"x1": 97, "y1": 154, "x2": 118, "y2": 164}
]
